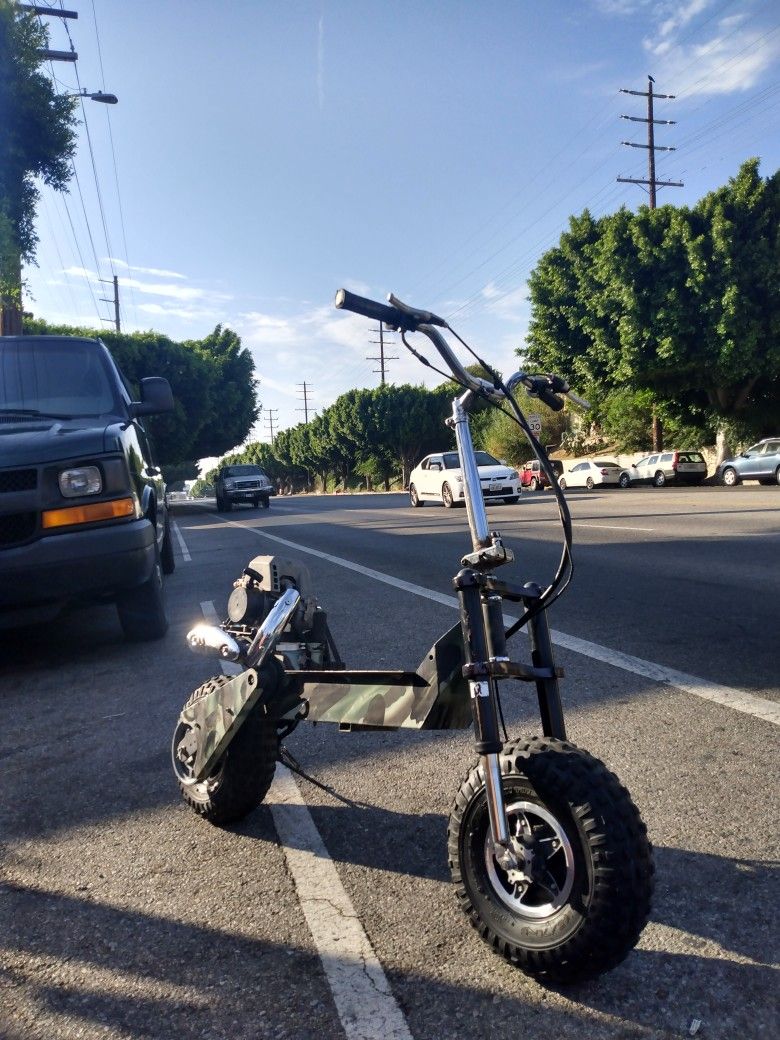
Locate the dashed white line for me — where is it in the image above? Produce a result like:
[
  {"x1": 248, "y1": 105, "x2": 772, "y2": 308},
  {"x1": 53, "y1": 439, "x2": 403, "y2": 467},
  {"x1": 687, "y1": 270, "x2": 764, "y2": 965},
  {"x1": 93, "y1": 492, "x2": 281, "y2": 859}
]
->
[
  {"x1": 171, "y1": 519, "x2": 191, "y2": 562},
  {"x1": 214, "y1": 517, "x2": 780, "y2": 727},
  {"x1": 200, "y1": 600, "x2": 414, "y2": 1040}
]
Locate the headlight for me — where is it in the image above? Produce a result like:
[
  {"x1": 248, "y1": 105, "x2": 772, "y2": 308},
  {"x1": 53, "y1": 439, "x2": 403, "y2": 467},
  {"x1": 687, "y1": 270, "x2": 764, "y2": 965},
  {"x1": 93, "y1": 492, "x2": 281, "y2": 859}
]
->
[
  {"x1": 224, "y1": 479, "x2": 235, "y2": 489},
  {"x1": 59, "y1": 466, "x2": 102, "y2": 498}
]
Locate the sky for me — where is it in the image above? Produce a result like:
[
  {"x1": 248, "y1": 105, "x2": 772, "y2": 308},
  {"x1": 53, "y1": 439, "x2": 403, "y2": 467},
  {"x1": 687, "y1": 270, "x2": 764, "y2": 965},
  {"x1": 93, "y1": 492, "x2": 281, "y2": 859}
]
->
[{"x1": 23, "y1": 0, "x2": 780, "y2": 470}]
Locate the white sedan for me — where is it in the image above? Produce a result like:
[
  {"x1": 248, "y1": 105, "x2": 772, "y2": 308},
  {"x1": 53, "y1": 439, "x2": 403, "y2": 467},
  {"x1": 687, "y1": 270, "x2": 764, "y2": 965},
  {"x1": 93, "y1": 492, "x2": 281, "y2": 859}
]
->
[
  {"x1": 558, "y1": 460, "x2": 622, "y2": 490},
  {"x1": 409, "y1": 451, "x2": 522, "y2": 507}
]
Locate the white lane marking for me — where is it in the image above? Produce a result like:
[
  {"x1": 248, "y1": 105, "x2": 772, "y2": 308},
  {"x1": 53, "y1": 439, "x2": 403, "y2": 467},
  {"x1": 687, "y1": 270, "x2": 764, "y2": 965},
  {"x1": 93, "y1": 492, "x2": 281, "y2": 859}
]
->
[
  {"x1": 171, "y1": 519, "x2": 191, "y2": 562},
  {"x1": 214, "y1": 518, "x2": 780, "y2": 727},
  {"x1": 577, "y1": 523, "x2": 654, "y2": 532},
  {"x1": 200, "y1": 600, "x2": 413, "y2": 1040}
]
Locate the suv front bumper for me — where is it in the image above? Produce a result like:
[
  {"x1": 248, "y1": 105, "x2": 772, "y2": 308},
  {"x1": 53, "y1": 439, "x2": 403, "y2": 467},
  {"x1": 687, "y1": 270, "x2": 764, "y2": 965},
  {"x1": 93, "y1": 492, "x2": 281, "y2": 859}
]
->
[{"x1": 0, "y1": 517, "x2": 156, "y2": 618}]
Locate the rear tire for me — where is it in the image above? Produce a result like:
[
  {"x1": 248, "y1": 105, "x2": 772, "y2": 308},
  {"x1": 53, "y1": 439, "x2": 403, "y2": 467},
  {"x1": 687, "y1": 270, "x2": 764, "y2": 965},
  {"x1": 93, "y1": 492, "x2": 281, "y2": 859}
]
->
[
  {"x1": 172, "y1": 675, "x2": 279, "y2": 825},
  {"x1": 448, "y1": 736, "x2": 654, "y2": 985},
  {"x1": 775, "y1": 466, "x2": 780, "y2": 486},
  {"x1": 529, "y1": 477, "x2": 539, "y2": 491},
  {"x1": 409, "y1": 484, "x2": 423, "y2": 508},
  {"x1": 117, "y1": 549, "x2": 168, "y2": 642}
]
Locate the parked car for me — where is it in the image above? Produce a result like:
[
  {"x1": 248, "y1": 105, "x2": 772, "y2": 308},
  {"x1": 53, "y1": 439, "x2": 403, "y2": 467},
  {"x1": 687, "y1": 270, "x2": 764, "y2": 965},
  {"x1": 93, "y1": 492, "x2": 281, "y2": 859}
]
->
[
  {"x1": 409, "y1": 450, "x2": 522, "y2": 507},
  {"x1": 630, "y1": 450, "x2": 707, "y2": 487},
  {"x1": 0, "y1": 335, "x2": 175, "y2": 639},
  {"x1": 717, "y1": 438, "x2": 780, "y2": 487},
  {"x1": 215, "y1": 464, "x2": 275, "y2": 511},
  {"x1": 558, "y1": 460, "x2": 622, "y2": 491},
  {"x1": 517, "y1": 458, "x2": 563, "y2": 491}
]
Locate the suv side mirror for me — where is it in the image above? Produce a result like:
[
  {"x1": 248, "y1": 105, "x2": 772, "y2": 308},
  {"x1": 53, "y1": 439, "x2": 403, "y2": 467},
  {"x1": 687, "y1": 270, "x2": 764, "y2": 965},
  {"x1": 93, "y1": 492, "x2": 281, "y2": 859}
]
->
[{"x1": 130, "y1": 377, "x2": 174, "y2": 417}]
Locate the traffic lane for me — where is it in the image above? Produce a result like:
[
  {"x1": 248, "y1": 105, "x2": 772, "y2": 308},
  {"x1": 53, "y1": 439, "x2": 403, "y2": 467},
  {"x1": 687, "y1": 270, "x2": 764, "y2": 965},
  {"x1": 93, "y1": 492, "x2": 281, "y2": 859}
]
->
[
  {"x1": 208, "y1": 490, "x2": 780, "y2": 698},
  {"x1": 0, "y1": 531, "x2": 343, "y2": 1040},
  {"x1": 230, "y1": 519, "x2": 779, "y2": 1040}
]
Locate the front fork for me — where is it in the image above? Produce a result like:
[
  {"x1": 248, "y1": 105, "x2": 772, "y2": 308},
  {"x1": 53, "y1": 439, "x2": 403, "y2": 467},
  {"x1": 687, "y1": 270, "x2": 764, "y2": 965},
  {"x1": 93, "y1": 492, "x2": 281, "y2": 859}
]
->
[{"x1": 457, "y1": 574, "x2": 565, "y2": 870}]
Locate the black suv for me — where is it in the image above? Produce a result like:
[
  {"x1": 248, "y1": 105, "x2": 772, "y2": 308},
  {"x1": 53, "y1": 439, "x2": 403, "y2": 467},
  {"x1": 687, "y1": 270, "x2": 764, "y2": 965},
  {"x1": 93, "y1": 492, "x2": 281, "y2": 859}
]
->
[{"x1": 0, "y1": 335, "x2": 175, "y2": 639}]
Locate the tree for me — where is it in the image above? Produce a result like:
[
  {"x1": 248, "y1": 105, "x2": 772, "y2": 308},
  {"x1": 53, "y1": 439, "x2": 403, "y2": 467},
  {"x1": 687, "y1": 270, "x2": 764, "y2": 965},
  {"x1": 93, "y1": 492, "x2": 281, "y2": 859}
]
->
[
  {"x1": 525, "y1": 161, "x2": 780, "y2": 460},
  {"x1": 0, "y1": 2, "x2": 77, "y2": 332}
]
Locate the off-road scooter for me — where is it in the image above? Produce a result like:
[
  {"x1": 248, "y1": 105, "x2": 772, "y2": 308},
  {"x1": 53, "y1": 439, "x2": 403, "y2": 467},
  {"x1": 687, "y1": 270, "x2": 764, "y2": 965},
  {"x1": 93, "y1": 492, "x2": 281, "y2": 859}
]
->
[{"x1": 171, "y1": 289, "x2": 654, "y2": 984}]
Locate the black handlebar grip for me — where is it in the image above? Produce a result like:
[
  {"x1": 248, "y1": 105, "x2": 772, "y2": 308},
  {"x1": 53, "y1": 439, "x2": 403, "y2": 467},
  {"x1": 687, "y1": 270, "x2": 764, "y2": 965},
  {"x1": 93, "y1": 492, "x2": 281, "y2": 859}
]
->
[
  {"x1": 334, "y1": 288, "x2": 412, "y2": 329},
  {"x1": 536, "y1": 387, "x2": 565, "y2": 412}
]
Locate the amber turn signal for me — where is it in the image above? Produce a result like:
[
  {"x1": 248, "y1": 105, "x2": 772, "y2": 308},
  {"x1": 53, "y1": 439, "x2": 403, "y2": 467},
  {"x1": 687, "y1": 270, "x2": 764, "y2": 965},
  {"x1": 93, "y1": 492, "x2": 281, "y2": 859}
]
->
[{"x1": 42, "y1": 497, "x2": 136, "y2": 529}]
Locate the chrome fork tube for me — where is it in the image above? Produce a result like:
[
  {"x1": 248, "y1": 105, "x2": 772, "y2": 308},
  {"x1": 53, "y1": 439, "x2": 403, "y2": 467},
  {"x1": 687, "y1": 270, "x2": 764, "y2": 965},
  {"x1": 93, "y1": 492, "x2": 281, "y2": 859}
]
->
[
  {"x1": 451, "y1": 395, "x2": 490, "y2": 551},
  {"x1": 481, "y1": 751, "x2": 511, "y2": 850}
]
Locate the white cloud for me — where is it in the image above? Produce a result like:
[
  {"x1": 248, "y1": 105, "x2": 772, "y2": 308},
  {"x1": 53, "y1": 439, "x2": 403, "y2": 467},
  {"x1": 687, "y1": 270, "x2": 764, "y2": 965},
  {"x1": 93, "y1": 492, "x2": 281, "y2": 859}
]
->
[{"x1": 106, "y1": 258, "x2": 187, "y2": 279}]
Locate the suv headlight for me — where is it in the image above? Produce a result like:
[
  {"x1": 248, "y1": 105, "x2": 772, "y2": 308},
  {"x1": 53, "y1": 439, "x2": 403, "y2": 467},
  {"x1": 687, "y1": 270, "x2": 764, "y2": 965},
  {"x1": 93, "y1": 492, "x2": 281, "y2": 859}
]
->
[
  {"x1": 59, "y1": 466, "x2": 102, "y2": 498},
  {"x1": 224, "y1": 479, "x2": 236, "y2": 489}
]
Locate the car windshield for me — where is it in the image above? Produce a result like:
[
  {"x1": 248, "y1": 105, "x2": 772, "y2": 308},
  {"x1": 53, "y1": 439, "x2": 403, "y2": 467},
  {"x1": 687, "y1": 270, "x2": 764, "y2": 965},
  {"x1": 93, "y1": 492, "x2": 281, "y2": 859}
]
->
[
  {"x1": 0, "y1": 338, "x2": 120, "y2": 417},
  {"x1": 442, "y1": 451, "x2": 500, "y2": 469},
  {"x1": 595, "y1": 461, "x2": 619, "y2": 468},
  {"x1": 224, "y1": 465, "x2": 265, "y2": 477}
]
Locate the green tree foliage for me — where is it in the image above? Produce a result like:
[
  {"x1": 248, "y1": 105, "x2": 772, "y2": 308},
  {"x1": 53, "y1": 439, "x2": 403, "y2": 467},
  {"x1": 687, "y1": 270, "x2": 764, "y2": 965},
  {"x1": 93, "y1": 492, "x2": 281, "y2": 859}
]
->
[
  {"x1": 213, "y1": 382, "x2": 453, "y2": 492},
  {"x1": 0, "y1": 3, "x2": 77, "y2": 261},
  {"x1": 23, "y1": 318, "x2": 259, "y2": 466},
  {"x1": 525, "y1": 160, "x2": 780, "y2": 449}
]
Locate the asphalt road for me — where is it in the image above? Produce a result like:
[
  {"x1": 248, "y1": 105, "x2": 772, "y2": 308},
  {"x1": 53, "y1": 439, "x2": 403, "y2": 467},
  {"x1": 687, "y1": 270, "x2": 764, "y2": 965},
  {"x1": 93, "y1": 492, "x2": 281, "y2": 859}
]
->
[{"x1": 1, "y1": 486, "x2": 778, "y2": 1040}]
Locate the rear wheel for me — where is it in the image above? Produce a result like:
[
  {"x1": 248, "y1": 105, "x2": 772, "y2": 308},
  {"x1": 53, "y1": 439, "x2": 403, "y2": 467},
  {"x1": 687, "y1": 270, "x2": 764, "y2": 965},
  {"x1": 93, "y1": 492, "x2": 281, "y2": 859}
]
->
[
  {"x1": 721, "y1": 466, "x2": 739, "y2": 487},
  {"x1": 409, "y1": 483, "x2": 423, "y2": 508},
  {"x1": 529, "y1": 477, "x2": 539, "y2": 491},
  {"x1": 448, "y1": 737, "x2": 654, "y2": 984},
  {"x1": 775, "y1": 466, "x2": 780, "y2": 486},
  {"x1": 117, "y1": 548, "x2": 168, "y2": 641},
  {"x1": 653, "y1": 471, "x2": 666, "y2": 488},
  {"x1": 442, "y1": 482, "x2": 455, "y2": 508},
  {"x1": 172, "y1": 675, "x2": 278, "y2": 825}
]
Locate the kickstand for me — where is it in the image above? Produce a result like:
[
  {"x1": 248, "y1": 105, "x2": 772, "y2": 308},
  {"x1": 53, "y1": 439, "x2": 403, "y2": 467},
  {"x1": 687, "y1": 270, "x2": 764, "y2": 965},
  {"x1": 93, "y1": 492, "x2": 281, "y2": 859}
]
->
[{"x1": 278, "y1": 744, "x2": 366, "y2": 808}]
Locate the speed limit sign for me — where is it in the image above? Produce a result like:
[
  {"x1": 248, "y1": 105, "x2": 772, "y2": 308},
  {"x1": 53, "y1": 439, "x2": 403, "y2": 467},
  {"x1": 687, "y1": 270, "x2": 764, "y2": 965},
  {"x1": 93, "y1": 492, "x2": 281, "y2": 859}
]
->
[{"x1": 528, "y1": 413, "x2": 542, "y2": 435}]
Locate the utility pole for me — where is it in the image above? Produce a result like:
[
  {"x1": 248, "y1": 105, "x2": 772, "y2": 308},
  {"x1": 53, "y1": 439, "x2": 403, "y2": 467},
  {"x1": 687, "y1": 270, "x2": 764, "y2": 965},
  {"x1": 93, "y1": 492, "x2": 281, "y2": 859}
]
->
[
  {"x1": 99, "y1": 275, "x2": 120, "y2": 332},
  {"x1": 617, "y1": 76, "x2": 683, "y2": 209},
  {"x1": 264, "y1": 409, "x2": 279, "y2": 444},
  {"x1": 297, "y1": 382, "x2": 313, "y2": 422},
  {"x1": 367, "y1": 324, "x2": 398, "y2": 386}
]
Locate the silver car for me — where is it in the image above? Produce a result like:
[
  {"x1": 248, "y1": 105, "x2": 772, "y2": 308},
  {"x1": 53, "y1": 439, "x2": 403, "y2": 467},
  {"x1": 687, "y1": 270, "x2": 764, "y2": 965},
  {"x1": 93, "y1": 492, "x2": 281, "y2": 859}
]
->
[
  {"x1": 717, "y1": 438, "x2": 780, "y2": 487},
  {"x1": 630, "y1": 450, "x2": 707, "y2": 488}
]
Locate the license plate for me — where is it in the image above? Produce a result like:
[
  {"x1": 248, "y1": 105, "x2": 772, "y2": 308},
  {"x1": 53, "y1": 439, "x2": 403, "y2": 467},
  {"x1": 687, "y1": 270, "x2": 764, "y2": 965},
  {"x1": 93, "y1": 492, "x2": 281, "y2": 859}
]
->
[{"x1": 489, "y1": 482, "x2": 502, "y2": 491}]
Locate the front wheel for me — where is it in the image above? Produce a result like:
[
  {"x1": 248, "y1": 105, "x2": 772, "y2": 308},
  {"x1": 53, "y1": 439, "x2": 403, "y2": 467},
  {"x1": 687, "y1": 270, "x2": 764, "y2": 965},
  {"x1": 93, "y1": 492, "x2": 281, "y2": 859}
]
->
[
  {"x1": 619, "y1": 472, "x2": 631, "y2": 489},
  {"x1": 529, "y1": 477, "x2": 539, "y2": 491},
  {"x1": 409, "y1": 483, "x2": 423, "y2": 508},
  {"x1": 720, "y1": 466, "x2": 739, "y2": 487},
  {"x1": 442, "y1": 482, "x2": 455, "y2": 508},
  {"x1": 653, "y1": 471, "x2": 666, "y2": 488},
  {"x1": 448, "y1": 736, "x2": 654, "y2": 984},
  {"x1": 503, "y1": 496, "x2": 519, "y2": 505},
  {"x1": 585, "y1": 477, "x2": 594, "y2": 490},
  {"x1": 260, "y1": 496, "x2": 270, "y2": 509},
  {"x1": 172, "y1": 675, "x2": 279, "y2": 825},
  {"x1": 117, "y1": 550, "x2": 168, "y2": 641},
  {"x1": 558, "y1": 478, "x2": 567, "y2": 491}
]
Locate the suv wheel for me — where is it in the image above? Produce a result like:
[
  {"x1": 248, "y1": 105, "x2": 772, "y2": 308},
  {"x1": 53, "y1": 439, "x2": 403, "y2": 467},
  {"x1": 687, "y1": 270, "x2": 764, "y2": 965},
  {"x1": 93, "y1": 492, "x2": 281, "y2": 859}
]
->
[
  {"x1": 260, "y1": 496, "x2": 270, "y2": 509},
  {"x1": 161, "y1": 516, "x2": 175, "y2": 575},
  {"x1": 117, "y1": 549, "x2": 168, "y2": 641},
  {"x1": 720, "y1": 467, "x2": 739, "y2": 487},
  {"x1": 653, "y1": 471, "x2": 666, "y2": 488}
]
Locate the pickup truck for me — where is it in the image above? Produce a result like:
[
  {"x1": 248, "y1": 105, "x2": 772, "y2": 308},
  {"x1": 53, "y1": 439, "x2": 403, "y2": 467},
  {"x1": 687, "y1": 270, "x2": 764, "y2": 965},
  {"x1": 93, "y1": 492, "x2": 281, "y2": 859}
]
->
[
  {"x1": 0, "y1": 334, "x2": 175, "y2": 639},
  {"x1": 215, "y1": 464, "x2": 275, "y2": 511}
]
